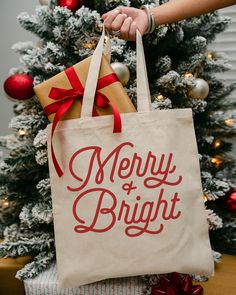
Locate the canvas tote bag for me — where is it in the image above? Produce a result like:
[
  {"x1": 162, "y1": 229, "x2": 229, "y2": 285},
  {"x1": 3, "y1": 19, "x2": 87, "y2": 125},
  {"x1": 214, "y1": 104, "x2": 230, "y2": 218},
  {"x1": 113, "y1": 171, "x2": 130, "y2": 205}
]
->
[{"x1": 47, "y1": 28, "x2": 214, "y2": 288}]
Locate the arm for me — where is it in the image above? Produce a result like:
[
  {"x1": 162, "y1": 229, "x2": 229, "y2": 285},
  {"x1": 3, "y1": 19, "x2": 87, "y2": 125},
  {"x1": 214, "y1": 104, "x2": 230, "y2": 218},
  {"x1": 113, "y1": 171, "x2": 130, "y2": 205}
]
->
[
  {"x1": 102, "y1": 0, "x2": 236, "y2": 40},
  {"x1": 153, "y1": 0, "x2": 236, "y2": 26}
]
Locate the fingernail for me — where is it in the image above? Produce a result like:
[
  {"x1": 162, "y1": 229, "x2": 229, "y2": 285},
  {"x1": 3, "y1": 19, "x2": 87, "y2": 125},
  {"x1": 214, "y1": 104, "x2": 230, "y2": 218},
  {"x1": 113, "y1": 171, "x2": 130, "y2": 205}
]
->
[{"x1": 114, "y1": 9, "x2": 119, "y2": 14}]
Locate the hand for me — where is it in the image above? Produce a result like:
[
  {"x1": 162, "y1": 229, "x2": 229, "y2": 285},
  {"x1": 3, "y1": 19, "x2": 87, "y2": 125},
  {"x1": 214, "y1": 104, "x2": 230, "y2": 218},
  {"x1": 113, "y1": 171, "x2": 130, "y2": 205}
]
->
[{"x1": 102, "y1": 7, "x2": 148, "y2": 41}]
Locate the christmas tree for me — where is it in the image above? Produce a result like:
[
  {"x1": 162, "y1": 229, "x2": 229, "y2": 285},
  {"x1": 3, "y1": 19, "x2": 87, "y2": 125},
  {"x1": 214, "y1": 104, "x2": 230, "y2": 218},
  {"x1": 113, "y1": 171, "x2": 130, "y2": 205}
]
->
[{"x1": 0, "y1": 0, "x2": 236, "y2": 289}]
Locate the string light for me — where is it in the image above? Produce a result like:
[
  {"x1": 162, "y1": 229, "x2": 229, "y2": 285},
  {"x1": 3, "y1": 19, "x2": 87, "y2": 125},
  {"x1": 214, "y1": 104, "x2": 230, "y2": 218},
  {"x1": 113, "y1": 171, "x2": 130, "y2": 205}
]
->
[
  {"x1": 203, "y1": 194, "x2": 208, "y2": 202},
  {"x1": 18, "y1": 129, "x2": 27, "y2": 136},
  {"x1": 184, "y1": 72, "x2": 193, "y2": 78},
  {"x1": 3, "y1": 201, "x2": 9, "y2": 208},
  {"x1": 17, "y1": 129, "x2": 28, "y2": 140},
  {"x1": 0, "y1": 197, "x2": 10, "y2": 208},
  {"x1": 156, "y1": 94, "x2": 165, "y2": 102},
  {"x1": 214, "y1": 139, "x2": 222, "y2": 149},
  {"x1": 224, "y1": 118, "x2": 236, "y2": 127},
  {"x1": 207, "y1": 52, "x2": 214, "y2": 60},
  {"x1": 211, "y1": 155, "x2": 223, "y2": 167},
  {"x1": 83, "y1": 42, "x2": 96, "y2": 49}
]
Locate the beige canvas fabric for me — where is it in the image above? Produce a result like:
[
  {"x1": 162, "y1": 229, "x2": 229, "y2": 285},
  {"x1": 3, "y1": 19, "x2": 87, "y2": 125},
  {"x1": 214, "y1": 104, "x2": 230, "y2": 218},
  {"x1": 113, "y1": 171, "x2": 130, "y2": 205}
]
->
[{"x1": 47, "y1": 29, "x2": 214, "y2": 288}]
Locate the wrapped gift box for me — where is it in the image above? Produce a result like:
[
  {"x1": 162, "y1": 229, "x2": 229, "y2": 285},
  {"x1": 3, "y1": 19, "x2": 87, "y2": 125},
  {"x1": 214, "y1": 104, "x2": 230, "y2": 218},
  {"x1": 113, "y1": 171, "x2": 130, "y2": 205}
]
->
[
  {"x1": 34, "y1": 55, "x2": 136, "y2": 122},
  {"x1": 24, "y1": 262, "x2": 144, "y2": 295}
]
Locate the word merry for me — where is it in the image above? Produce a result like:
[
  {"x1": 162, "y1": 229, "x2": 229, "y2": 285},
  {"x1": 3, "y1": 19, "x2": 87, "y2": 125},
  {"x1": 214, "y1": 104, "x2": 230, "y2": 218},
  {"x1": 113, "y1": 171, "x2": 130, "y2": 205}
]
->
[
  {"x1": 72, "y1": 188, "x2": 181, "y2": 237},
  {"x1": 67, "y1": 142, "x2": 182, "y2": 191}
]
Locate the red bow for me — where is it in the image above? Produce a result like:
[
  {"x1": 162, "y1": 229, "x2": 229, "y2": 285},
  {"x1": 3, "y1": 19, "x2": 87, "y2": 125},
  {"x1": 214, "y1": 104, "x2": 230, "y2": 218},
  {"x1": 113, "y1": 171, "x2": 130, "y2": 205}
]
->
[
  {"x1": 44, "y1": 66, "x2": 122, "y2": 177},
  {"x1": 151, "y1": 273, "x2": 204, "y2": 295}
]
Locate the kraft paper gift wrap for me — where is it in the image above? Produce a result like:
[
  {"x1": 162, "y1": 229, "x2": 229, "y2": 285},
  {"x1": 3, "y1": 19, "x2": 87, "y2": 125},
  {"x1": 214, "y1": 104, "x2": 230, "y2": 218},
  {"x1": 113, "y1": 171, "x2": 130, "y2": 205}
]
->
[
  {"x1": 47, "y1": 29, "x2": 214, "y2": 288},
  {"x1": 34, "y1": 54, "x2": 136, "y2": 122}
]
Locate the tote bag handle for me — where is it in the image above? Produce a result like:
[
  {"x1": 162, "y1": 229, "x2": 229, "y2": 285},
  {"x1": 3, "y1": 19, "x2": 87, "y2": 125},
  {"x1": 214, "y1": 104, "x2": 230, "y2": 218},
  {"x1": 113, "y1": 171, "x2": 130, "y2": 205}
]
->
[{"x1": 81, "y1": 25, "x2": 151, "y2": 119}]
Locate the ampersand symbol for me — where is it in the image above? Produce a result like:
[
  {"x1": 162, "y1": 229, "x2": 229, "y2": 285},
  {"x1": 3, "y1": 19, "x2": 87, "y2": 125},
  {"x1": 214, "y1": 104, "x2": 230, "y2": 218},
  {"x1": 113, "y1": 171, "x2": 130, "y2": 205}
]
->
[{"x1": 122, "y1": 181, "x2": 137, "y2": 195}]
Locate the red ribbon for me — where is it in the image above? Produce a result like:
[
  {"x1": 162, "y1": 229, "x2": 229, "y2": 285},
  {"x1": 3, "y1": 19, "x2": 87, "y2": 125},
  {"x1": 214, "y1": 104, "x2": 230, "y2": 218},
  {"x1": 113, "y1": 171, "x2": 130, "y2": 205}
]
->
[
  {"x1": 151, "y1": 273, "x2": 204, "y2": 295},
  {"x1": 44, "y1": 66, "x2": 122, "y2": 177}
]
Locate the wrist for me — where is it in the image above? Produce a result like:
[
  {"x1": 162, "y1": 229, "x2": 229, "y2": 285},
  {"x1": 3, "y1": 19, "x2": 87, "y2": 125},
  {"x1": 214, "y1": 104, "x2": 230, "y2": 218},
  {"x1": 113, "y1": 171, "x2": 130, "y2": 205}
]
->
[{"x1": 140, "y1": 5, "x2": 156, "y2": 35}]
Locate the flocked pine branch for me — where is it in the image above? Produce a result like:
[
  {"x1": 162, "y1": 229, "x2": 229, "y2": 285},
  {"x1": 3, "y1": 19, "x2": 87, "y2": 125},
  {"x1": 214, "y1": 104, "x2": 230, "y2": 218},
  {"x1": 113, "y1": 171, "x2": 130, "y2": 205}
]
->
[{"x1": 0, "y1": 0, "x2": 235, "y2": 283}]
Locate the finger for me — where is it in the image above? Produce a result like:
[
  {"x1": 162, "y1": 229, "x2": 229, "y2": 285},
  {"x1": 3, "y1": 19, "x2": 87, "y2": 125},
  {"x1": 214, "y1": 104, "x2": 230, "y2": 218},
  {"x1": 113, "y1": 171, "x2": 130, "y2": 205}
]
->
[
  {"x1": 128, "y1": 21, "x2": 138, "y2": 41},
  {"x1": 110, "y1": 13, "x2": 127, "y2": 31},
  {"x1": 103, "y1": 9, "x2": 120, "y2": 31},
  {"x1": 102, "y1": 8, "x2": 119, "y2": 20},
  {"x1": 120, "y1": 17, "x2": 133, "y2": 40},
  {"x1": 102, "y1": 12, "x2": 108, "y2": 20}
]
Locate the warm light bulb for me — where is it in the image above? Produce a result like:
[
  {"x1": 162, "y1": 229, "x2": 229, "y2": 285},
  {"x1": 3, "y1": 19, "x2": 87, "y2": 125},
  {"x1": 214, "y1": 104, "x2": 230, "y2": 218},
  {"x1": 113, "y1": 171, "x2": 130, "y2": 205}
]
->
[
  {"x1": 18, "y1": 129, "x2": 27, "y2": 136},
  {"x1": 211, "y1": 155, "x2": 223, "y2": 166},
  {"x1": 3, "y1": 201, "x2": 9, "y2": 208},
  {"x1": 83, "y1": 42, "x2": 95, "y2": 49},
  {"x1": 224, "y1": 118, "x2": 236, "y2": 127},
  {"x1": 207, "y1": 52, "x2": 213, "y2": 60},
  {"x1": 203, "y1": 195, "x2": 208, "y2": 202},
  {"x1": 156, "y1": 94, "x2": 165, "y2": 101},
  {"x1": 184, "y1": 72, "x2": 193, "y2": 78},
  {"x1": 214, "y1": 139, "x2": 222, "y2": 148},
  {"x1": 104, "y1": 36, "x2": 110, "y2": 46}
]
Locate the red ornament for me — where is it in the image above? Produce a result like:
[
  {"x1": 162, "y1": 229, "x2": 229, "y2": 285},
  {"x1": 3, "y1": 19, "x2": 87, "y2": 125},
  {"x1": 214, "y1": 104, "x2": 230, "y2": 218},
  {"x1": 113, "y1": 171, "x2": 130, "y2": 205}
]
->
[
  {"x1": 226, "y1": 189, "x2": 236, "y2": 212},
  {"x1": 57, "y1": 0, "x2": 83, "y2": 13},
  {"x1": 151, "y1": 272, "x2": 204, "y2": 295},
  {"x1": 4, "y1": 74, "x2": 34, "y2": 101}
]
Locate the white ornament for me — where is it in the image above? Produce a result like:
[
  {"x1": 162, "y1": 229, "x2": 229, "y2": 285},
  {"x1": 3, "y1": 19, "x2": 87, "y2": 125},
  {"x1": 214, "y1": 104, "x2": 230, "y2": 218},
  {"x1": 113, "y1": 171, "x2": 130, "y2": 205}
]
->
[
  {"x1": 189, "y1": 78, "x2": 209, "y2": 100},
  {"x1": 39, "y1": 0, "x2": 49, "y2": 5},
  {"x1": 111, "y1": 62, "x2": 130, "y2": 86}
]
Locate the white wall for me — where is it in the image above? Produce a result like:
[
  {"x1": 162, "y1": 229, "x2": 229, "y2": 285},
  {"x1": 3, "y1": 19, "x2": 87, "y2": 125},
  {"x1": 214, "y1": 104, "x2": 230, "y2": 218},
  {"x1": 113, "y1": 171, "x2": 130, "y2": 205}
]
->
[
  {"x1": 210, "y1": 6, "x2": 236, "y2": 155},
  {"x1": 0, "y1": 0, "x2": 38, "y2": 136},
  {"x1": 210, "y1": 6, "x2": 236, "y2": 102}
]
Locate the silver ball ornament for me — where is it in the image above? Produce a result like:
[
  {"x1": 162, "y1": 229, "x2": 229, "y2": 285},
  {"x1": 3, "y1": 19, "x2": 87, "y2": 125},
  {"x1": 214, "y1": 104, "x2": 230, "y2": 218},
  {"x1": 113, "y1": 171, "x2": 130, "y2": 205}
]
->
[
  {"x1": 39, "y1": 0, "x2": 49, "y2": 5},
  {"x1": 111, "y1": 62, "x2": 130, "y2": 86},
  {"x1": 189, "y1": 78, "x2": 209, "y2": 100}
]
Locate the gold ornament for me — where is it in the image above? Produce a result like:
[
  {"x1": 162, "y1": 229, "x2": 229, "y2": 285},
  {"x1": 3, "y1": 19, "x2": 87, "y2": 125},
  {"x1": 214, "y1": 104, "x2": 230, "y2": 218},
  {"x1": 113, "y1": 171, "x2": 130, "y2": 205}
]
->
[
  {"x1": 189, "y1": 78, "x2": 209, "y2": 100},
  {"x1": 224, "y1": 118, "x2": 236, "y2": 127},
  {"x1": 39, "y1": 0, "x2": 49, "y2": 5},
  {"x1": 111, "y1": 62, "x2": 130, "y2": 86}
]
